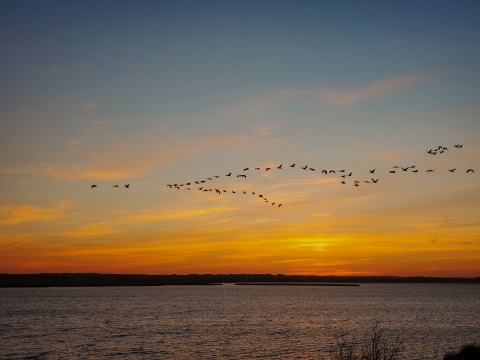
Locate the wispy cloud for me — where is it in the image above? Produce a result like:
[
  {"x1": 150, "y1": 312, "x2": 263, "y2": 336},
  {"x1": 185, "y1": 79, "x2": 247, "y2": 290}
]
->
[
  {"x1": 0, "y1": 201, "x2": 70, "y2": 225},
  {"x1": 317, "y1": 74, "x2": 425, "y2": 107}
]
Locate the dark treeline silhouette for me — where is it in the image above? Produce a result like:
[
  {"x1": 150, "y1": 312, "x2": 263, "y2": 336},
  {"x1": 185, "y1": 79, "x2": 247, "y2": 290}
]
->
[{"x1": 1, "y1": 273, "x2": 479, "y2": 287}]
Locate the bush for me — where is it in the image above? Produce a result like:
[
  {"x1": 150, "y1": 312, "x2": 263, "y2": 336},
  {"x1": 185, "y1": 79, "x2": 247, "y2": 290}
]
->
[
  {"x1": 443, "y1": 343, "x2": 480, "y2": 360},
  {"x1": 329, "y1": 323, "x2": 403, "y2": 360}
]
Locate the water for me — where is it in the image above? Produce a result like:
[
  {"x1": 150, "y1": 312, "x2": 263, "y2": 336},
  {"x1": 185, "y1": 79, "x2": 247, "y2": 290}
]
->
[{"x1": 1, "y1": 283, "x2": 479, "y2": 359}]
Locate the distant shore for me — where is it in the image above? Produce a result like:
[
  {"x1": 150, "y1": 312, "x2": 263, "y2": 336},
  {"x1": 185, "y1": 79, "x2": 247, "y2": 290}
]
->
[{"x1": 1, "y1": 273, "x2": 479, "y2": 288}]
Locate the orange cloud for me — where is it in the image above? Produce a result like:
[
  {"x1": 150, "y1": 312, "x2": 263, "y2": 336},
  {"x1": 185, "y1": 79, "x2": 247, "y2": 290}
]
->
[
  {"x1": 317, "y1": 74, "x2": 425, "y2": 106},
  {"x1": 0, "y1": 201, "x2": 69, "y2": 225}
]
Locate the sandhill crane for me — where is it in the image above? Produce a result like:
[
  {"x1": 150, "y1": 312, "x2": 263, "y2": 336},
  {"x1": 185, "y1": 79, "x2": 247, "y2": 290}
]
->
[
  {"x1": 90, "y1": 185, "x2": 97, "y2": 188},
  {"x1": 277, "y1": 164, "x2": 283, "y2": 169},
  {"x1": 371, "y1": 179, "x2": 378, "y2": 183},
  {"x1": 289, "y1": 164, "x2": 295, "y2": 167},
  {"x1": 448, "y1": 169, "x2": 456, "y2": 173},
  {"x1": 243, "y1": 168, "x2": 249, "y2": 171},
  {"x1": 467, "y1": 169, "x2": 474, "y2": 173}
]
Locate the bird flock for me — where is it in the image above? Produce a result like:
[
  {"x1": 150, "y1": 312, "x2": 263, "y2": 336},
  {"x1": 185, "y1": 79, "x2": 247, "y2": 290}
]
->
[{"x1": 91, "y1": 144, "x2": 476, "y2": 208}]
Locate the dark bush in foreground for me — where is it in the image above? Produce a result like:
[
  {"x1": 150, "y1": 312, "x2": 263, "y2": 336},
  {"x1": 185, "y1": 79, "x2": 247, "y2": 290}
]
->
[
  {"x1": 329, "y1": 323, "x2": 403, "y2": 360},
  {"x1": 443, "y1": 343, "x2": 480, "y2": 360}
]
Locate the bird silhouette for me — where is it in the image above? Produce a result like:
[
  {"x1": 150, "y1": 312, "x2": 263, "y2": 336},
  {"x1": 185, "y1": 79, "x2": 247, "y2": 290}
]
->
[
  {"x1": 354, "y1": 183, "x2": 359, "y2": 187},
  {"x1": 426, "y1": 170, "x2": 434, "y2": 172},
  {"x1": 289, "y1": 164, "x2": 296, "y2": 167},
  {"x1": 329, "y1": 170, "x2": 335, "y2": 174},
  {"x1": 412, "y1": 170, "x2": 419, "y2": 173},
  {"x1": 113, "y1": 185, "x2": 119, "y2": 187},
  {"x1": 243, "y1": 168, "x2": 249, "y2": 171},
  {"x1": 467, "y1": 169, "x2": 474, "y2": 173},
  {"x1": 341, "y1": 181, "x2": 345, "y2": 184},
  {"x1": 237, "y1": 175, "x2": 247, "y2": 178},
  {"x1": 448, "y1": 169, "x2": 456, "y2": 173},
  {"x1": 277, "y1": 164, "x2": 283, "y2": 169},
  {"x1": 90, "y1": 185, "x2": 97, "y2": 188},
  {"x1": 369, "y1": 169, "x2": 375, "y2": 173},
  {"x1": 271, "y1": 203, "x2": 275, "y2": 206},
  {"x1": 402, "y1": 167, "x2": 409, "y2": 171},
  {"x1": 454, "y1": 144, "x2": 463, "y2": 148},
  {"x1": 226, "y1": 172, "x2": 232, "y2": 176},
  {"x1": 371, "y1": 179, "x2": 378, "y2": 183},
  {"x1": 124, "y1": 184, "x2": 129, "y2": 188},
  {"x1": 322, "y1": 170, "x2": 327, "y2": 174},
  {"x1": 265, "y1": 167, "x2": 271, "y2": 171},
  {"x1": 302, "y1": 165, "x2": 308, "y2": 170},
  {"x1": 255, "y1": 167, "x2": 260, "y2": 170},
  {"x1": 338, "y1": 170, "x2": 345, "y2": 173},
  {"x1": 390, "y1": 171, "x2": 396, "y2": 173},
  {"x1": 309, "y1": 168, "x2": 315, "y2": 171},
  {"x1": 278, "y1": 204, "x2": 282, "y2": 207}
]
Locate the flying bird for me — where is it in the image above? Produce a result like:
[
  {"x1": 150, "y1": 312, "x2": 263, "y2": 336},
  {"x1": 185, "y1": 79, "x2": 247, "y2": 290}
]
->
[
  {"x1": 466, "y1": 169, "x2": 474, "y2": 173},
  {"x1": 289, "y1": 164, "x2": 296, "y2": 167},
  {"x1": 448, "y1": 169, "x2": 456, "y2": 173},
  {"x1": 90, "y1": 185, "x2": 97, "y2": 188},
  {"x1": 369, "y1": 169, "x2": 375, "y2": 173},
  {"x1": 124, "y1": 184, "x2": 129, "y2": 188},
  {"x1": 265, "y1": 167, "x2": 271, "y2": 171},
  {"x1": 278, "y1": 204, "x2": 282, "y2": 207},
  {"x1": 390, "y1": 171, "x2": 396, "y2": 173},
  {"x1": 302, "y1": 165, "x2": 308, "y2": 170},
  {"x1": 226, "y1": 173, "x2": 232, "y2": 176},
  {"x1": 243, "y1": 168, "x2": 249, "y2": 171},
  {"x1": 371, "y1": 179, "x2": 378, "y2": 183},
  {"x1": 277, "y1": 164, "x2": 283, "y2": 169},
  {"x1": 426, "y1": 170, "x2": 434, "y2": 172},
  {"x1": 237, "y1": 175, "x2": 247, "y2": 178}
]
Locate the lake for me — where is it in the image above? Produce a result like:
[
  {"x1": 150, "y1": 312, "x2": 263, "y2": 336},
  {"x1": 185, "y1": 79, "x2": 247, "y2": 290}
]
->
[{"x1": 1, "y1": 283, "x2": 479, "y2": 359}]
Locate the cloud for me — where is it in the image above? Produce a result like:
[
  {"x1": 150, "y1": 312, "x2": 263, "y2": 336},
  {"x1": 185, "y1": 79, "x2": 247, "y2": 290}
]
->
[
  {"x1": 317, "y1": 74, "x2": 425, "y2": 107},
  {"x1": 81, "y1": 102, "x2": 97, "y2": 110},
  {"x1": 0, "y1": 201, "x2": 69, "y2": 225}
]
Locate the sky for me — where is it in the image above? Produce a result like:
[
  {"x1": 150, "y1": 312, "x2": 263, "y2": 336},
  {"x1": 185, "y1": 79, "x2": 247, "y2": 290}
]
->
[{"x1": 1, "y1": 0, "x2": 479, "y2": 276}]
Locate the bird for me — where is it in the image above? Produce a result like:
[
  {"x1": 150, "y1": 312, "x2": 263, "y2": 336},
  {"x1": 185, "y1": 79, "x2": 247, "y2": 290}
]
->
[
  {"x1": 214, "y1": 176, "x2": 219, "y2": 178},
  {"x1": 215, "y1": 189, "x2": 220, "y2": 194},
  {"x1": 467, "y1": 169, "x2": 474, "y2": 173},
  {"x1": 426, "y1": 170, "x2": 434, "y2": 172},
  {"x1": 237, "y1": 174, "x2": 246, "y2": 178},
  {"x1": 186, "y1": 183, "x2": 191, "y2": 185},
  {"x1": 369, "y1": 169, "x2": 375, "y2": 173},
  {"x1": 201, "y1": 180, "x2": 206, "y2": 183},
  {"x1": 277, "y1": 164, "x2": 283, "y2": 169},
  {"x1": 322, "y1": 170, "x2": 327, "y2": 174},
  {"x1": 329, "y1": 170, "x2": 335, "y2": 174},
  {"x1": 454, "y1": 144, "x2": 463, "y2": 148},
  {"x1": 265, "y1": 167, "x2": 271, "y2": 171},
  {"x1": 195, "y1": 181, "x2": 200, "y2": 184},
  {"x1": 255, "y1": 167, "x2": 261, "y2": 170},
  {"x1": 338, "y1": 170, "x2": 345, "y2": 173},
  {"x1": 341, "y1": 175, "x2": 346, "y2": 178},
  {"x1": 393, "y1": 166, "x2": 399, "y2": 168},
  {"x1": 448, "y1": 169, "x2": 456, "y2": 173},
  {"x1": 289, "y1": 164, "x2": 296, "y2": 168},
  {"x1": 347, "y1": 172, "x2": 352, "y2": 176},
  {"x1": 390, "y1": 171, "x2": 396, "y2": 173},
  {"x1": 167, "y1": 184, "x2": 172, "y2": 188},
  {"x1": 243, "y1": 191, "x2": 247, "y2": 194},
  {"x1": 302, "y1": 165, "x2": 308, "y2": 170},
  {"x1": 371, "y1": 179, "x2": 378, "y2": 183},
  {"x1": 113, "y1": 185, "x2": 119, "y2": 188},
  {"x1": 364, "y1": 181, "x2": 370, "y2": 183},
  {"x1": 243, "y1": 168, "x2": 249, "y2": 171},
  {"x1": 223, "y1": 190, "x2": 227, "y2": 192},
  {"x1": 354, "y1": 183, "x2": 359, "y2": 187},
  {"x1": 309, "y1": 168, "x2": 315, "y2": 171},
  {"x1": 186, "y1": 188, "x2": 191, "y2": 190},
  {"x1": 90, "y1": 185, "x2": 97, "y2": 188},
  {"x1": 271, "y1": 203, "x2": 275, "y2": 206},
  {"x1": 252, "y1": 192, "x2": 255, "y2": 195},
  {"x1": 259, "y1": 194, "x2": 263, "y2": 198},
  {"x1": 278, "y1": 204, "x2": 282, "y2": 207},
  {"x1": 207, "y1": 178, "x2": 212, "y2": 180},
  {"x1": 124, "y1": 184, "x2": 129, "y2": 188},
  {"x1": 226, "y1": 172, "x2": 232, "y2": 176},
  {"x1": 232, "y1": 191, "x2": 236, "y2": 193},
  {"x1": 412, "y1": 170, "x2": 419, "y2": 173},
  {"x1": 402, "y1": 167, "x2": 409, "y2": 171},
  {"x1": 341, "y1": 181, "x2": 345, "y2": 184},
  {"x1": 199, "y1": 187, "x2": 203, "y2": 190}
]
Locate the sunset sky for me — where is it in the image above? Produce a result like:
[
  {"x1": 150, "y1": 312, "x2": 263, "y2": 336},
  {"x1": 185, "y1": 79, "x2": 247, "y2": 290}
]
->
[{"x1": 1, "y1": 1, "x2": 479, "y2": 276}]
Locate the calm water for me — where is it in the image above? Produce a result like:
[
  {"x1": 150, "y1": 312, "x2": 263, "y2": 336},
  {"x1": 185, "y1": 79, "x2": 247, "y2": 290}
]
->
[{"x1": 1, "y1": 283, "x2": 479, "y2": 359}]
